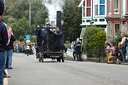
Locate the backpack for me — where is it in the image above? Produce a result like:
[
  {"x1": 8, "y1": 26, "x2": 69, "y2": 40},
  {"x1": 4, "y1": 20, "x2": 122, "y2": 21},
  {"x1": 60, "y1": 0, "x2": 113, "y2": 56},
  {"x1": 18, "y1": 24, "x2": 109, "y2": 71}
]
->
[{"x1": 125, "y1": 37, "x2": 128, "y2": 47}]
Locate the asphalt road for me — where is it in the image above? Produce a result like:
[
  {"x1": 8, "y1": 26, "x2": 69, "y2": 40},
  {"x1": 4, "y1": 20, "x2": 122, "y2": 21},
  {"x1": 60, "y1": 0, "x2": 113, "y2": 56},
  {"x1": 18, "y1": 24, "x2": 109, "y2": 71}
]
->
[{"x1": 7, "y1": 53, "x2": 128, "y2": 85}]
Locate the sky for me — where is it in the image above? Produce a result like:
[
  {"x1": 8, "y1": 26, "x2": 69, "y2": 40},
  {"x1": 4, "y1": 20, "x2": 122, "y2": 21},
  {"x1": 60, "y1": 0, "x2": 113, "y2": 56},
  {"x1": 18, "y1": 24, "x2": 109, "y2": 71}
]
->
[{"x1": 44, "y1": 0, "x2": 64, "y2": 25}]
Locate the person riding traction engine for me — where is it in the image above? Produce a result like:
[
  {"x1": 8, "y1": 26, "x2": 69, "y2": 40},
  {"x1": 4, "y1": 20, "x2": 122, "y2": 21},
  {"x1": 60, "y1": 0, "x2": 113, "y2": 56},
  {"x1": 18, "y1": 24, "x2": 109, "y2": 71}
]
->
[
  {"x1": 53, "y1": 27, "x2": 67, "y2": 52},
  {"x1": 43, "y1": 23, "x2": 53, "y2": 51}
]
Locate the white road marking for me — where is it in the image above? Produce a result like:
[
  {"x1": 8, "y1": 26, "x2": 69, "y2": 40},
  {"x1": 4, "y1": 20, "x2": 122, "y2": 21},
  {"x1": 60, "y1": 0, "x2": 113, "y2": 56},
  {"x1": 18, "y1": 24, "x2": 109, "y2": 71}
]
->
[{"x1": 4, "y1": 69, "x2": 8, "y2": 85}]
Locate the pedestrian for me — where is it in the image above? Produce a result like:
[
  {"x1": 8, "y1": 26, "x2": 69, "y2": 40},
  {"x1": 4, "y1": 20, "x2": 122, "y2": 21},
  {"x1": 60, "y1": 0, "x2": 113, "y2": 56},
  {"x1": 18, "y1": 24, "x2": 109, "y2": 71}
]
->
[
  {"x1": 74, "y1": 39, "x2": 82, "y2": 61},
  {"x1": 29, "y1": 44, "x2": 32, "y2": 55},
  {"x1": 4, "y1": 26, "x2": 16, "y2": 69},
  {"x1": 106, "y1": 43, "x2": 111, "y2": 59},
  {"x1": 125, "y1": 31, "x2": 128, "y2": 61},
  {"x1": 27, "y1": 44, "x2": 30, "y2": 56},
  {"x1": 110, "y1": 46, "x2": 121, "y2": 64},
  {"x1": 32, "y1": 44, "x2": 35, "y2": 55},
  {"x1": 0, "y1": 0, "x2": 10, "y2": 84},
  {"x1": 120, "y1": 33, "x2": 126, "y2": 63},
  {"x1": 70, "y1": 41, "x2": 76, "y2": 60},
  {"x1": 15, "y1": 43, "x2": 18, "y2": 53}
]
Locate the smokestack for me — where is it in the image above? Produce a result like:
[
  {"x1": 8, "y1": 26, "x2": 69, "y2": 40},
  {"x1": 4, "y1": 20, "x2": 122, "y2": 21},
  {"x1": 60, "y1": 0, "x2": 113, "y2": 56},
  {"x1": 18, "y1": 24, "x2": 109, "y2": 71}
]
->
[{"x1": 56, "y1": 11, "x2": 61, "y2": 29}]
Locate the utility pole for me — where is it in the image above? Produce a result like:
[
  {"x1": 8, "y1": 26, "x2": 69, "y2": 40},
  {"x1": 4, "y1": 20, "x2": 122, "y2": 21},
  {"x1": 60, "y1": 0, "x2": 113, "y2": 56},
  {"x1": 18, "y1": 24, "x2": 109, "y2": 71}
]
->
[{"x1": 29, "y1": 1, "x2": 31, "y2": 26}]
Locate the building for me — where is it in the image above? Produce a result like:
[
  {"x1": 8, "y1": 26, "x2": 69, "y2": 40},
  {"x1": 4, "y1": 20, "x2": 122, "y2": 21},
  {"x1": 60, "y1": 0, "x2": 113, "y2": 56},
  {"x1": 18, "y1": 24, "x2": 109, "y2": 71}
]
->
[
  {"x1": 105, "y1": 0, "x2": 128, "y2": 42},
  {"x1": 78, "y1": 0, "x2": 107, "y2": 39}
]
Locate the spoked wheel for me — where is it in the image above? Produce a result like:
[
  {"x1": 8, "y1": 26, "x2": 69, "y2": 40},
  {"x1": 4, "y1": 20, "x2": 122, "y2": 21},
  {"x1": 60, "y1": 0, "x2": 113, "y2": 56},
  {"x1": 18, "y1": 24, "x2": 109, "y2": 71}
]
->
[
  {"x1": 57, "y1": 58, "x2": 59, "y2": 62},
  {"x1": 57, "y1": 58, "x2": 61, "y2": 62},
  {"x1": 62, "y1": 56, "x2": 65, "y2": 62},
  {"x1": 58, "y1": 58, "x2": 61, "y2": 62},
  {"x1": 36, "y1": 53, "x2": 39, "y2": 59}
]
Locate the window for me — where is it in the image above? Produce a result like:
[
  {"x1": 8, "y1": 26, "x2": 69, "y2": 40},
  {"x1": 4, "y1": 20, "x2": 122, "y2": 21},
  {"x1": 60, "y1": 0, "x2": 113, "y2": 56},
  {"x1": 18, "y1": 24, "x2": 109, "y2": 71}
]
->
[
  {"x1": 99, "y1": 0, "x2": 105, "y2": 15},
  {"x1": 108, "y1": 23, "x2": 112, "y2": 41},
  {"x1": 83, "y1": 0, "x2": 85, "y2": 17},
  {"x1": 95, "y1": 0, "x2": 98, "y2": 16},
  {"x1": 114, "y1": 24, "x2": 120, "y2": 35},
  {"x1": 86, "y1": 0, "x2": 91, "y2": 17},
  {"x1": 125, "y1": 24, "x2": 127, "y2": 33},
  {"x1": 94, "y1": 0, "x2": 105, "y2": 16},
  {"x1": 109, "y1": 0, "x2": 111, "y2": 13},
  {"x1": 109, "y1": 23, "x2": 112, "y2": 36},
  {"x1": 114, "y1": 0, "x2": 119, "y2": 13}
]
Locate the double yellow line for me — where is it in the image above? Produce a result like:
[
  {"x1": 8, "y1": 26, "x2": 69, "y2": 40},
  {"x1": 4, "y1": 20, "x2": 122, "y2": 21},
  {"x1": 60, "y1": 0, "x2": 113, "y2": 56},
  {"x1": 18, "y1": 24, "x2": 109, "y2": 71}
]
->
[{"x1": 4, "y1": 70, "x2": 8, "y2": 85}]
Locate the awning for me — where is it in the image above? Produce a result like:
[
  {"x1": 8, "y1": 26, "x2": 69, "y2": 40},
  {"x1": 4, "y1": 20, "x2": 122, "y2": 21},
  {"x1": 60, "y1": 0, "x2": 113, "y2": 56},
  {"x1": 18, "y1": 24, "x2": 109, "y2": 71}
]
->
[{"x1": 78, "y1": 0, "x2": 85, "y2": 7}]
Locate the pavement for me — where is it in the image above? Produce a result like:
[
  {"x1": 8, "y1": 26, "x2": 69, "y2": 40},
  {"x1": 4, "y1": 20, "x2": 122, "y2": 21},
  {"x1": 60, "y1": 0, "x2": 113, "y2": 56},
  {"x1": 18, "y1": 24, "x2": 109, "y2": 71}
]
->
[
  {"x1": 4, "y1": 53, "x2": 128, "y2": 85},
  {"x1": 67, "y1": 49, "x2": 87, "y2": 60}
]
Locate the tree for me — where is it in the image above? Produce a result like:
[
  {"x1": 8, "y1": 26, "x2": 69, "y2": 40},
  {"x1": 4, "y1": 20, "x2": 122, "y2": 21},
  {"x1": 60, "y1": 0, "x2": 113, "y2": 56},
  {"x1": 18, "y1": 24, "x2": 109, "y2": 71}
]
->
[
  {"x1": 62, "y1": 0, "x2": 82, "y2": 42},
  {"x1": 9, "y1": 17, "x2": 29, "y2": 41},
  {"x1": 110, "y1": 31, "x2": 122, "y2": 46},
  {"x1": 4, "y1": 0, "x2": 49, "y2": 41}
]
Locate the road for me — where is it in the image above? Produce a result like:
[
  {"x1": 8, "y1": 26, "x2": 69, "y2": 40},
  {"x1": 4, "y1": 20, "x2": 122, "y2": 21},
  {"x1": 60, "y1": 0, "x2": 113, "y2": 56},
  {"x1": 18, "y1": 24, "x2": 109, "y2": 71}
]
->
[{"x1": 6, "y1": 53, "x2": 128, "y2": 85}]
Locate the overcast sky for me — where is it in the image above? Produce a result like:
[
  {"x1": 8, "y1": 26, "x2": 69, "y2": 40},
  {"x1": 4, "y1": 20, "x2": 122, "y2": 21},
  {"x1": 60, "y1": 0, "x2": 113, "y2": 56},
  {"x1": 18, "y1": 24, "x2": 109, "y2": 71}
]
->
[{"x1": 44, "y1": 0, "x2": 64, "y2": 25}]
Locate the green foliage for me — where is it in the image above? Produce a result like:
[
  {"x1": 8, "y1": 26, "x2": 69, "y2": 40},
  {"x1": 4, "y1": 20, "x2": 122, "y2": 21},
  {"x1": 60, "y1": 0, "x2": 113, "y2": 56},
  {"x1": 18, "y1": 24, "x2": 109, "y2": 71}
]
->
[
  {"x1": 110, "y1": 31, "x2": 122, "y2": 46},
  {"x1": 4, "y1": 0, "x2": 48, "y2": 41},
  {"x1": 30, "y1": 36, "x2": 37, "y2": 43},
  {"x1": 62, "y1": 0, "x2": 82, "y2": 42},
  {"x1": 65, "y1": 44, "x2": 71, "y2": 48},
  {"x1": 83, "y1": 26, "x2": 106, "y2": 58}
]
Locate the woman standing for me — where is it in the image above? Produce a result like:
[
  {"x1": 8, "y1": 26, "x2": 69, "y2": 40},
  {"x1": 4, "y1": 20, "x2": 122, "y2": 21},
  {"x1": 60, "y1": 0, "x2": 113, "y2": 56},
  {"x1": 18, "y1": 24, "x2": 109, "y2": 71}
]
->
[{"x1": 4, "y1": 26, "x2": 16, "y2": 69}]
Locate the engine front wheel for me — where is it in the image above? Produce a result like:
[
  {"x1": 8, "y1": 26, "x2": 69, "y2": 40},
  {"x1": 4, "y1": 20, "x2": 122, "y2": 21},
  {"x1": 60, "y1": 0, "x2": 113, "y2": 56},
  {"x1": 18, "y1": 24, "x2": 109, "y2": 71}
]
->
[{"x1": 62, "y1": 56, "x2": 65, "y2": 62}]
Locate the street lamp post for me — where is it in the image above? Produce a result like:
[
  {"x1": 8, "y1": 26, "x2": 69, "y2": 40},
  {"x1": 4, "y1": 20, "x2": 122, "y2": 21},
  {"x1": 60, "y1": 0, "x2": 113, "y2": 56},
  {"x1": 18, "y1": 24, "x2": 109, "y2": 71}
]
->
[{"x1": 29, "y1": 1, "x2": 31, "y2": 26}]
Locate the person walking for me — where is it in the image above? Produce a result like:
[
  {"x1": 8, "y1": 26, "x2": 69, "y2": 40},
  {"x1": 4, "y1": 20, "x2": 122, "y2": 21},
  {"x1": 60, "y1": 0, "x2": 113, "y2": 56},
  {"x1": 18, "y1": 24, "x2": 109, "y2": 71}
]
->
[
  {"x1": 0, "y1": 0, "x2": 10, "y2": 84},
  {"x1": 4, "y1": 26, "x2": 16, "y2": 69},
  {"x1": 120, "y1": 33, "x2": 126, "y2": 63}
]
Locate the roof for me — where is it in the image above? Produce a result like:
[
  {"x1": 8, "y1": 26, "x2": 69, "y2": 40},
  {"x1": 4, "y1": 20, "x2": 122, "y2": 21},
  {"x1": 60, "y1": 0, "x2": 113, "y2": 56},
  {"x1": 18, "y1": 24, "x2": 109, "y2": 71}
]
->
[{"x1": 78, "y1": 0, "x2": 84, "y2": 7}]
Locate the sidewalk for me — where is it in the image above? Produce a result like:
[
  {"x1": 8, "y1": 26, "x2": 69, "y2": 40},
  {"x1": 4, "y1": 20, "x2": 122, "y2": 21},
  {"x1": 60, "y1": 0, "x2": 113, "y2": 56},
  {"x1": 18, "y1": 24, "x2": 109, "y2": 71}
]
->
[
  {"x1": 67, "y1": 49, "x2": 128, "y2": 65},
  {"x1": 66, "y1": 49, "x2": 87, "y2": 60}
]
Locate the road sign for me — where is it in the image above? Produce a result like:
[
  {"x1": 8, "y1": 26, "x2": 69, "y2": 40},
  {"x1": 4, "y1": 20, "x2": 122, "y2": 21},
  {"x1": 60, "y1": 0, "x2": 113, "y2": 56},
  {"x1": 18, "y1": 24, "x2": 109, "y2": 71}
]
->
[{"x1": 26, "y1": 35, "x2": 30, "y2": 43}]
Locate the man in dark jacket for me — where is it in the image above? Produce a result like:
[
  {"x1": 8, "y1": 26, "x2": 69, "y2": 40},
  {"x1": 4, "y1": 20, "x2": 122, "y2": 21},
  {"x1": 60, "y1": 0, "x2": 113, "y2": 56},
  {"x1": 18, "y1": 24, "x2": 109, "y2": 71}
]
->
[
  {"x1": 35, "y1": 25, "x2": 43, "y2": 46},
  {"x1": 53, "y1": 27, "x2": 67, "y2": 52},
  {"x1": 74, "y1": 39, "x2": 82, "y2": 61},
  {"x1": 43, "y1": 23, "x2": 53, "y2": 51},
  {"x1": 0, "y1": 0, "x2": 9, "y2": 84}
]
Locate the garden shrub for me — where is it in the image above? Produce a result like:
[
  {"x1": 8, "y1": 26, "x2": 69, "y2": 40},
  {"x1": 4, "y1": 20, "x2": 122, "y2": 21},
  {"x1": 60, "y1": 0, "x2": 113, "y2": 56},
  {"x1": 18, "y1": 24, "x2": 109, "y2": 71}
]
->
[{"x1": 83, "y1": 26, "x2": 106, "y2": 58}]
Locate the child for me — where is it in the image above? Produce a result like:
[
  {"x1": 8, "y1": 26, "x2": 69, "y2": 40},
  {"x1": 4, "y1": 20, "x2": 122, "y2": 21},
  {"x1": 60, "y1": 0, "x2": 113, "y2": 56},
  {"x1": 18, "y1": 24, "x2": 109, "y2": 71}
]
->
[{"x1": 106, "y1": 43, "x2": 111, "y2": 59}]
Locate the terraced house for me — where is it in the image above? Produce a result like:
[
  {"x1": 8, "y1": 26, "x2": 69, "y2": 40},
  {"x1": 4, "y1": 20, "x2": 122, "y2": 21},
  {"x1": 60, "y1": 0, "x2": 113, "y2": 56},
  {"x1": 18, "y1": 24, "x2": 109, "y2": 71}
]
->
[
  {"x1": 78, "y1": 0, "x2": 107, "y2": 39},
  {"x1": 106, "y1": 0, "x2": 128, "y2": 42}
]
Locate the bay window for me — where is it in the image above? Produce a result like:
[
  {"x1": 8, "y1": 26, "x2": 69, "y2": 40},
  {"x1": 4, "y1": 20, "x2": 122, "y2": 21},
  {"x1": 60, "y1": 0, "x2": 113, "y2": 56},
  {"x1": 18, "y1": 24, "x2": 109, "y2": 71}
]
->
[
  {"x1": 94, "y1": 0, "x2": 105, "y2": 16},
  {"x1": 109, "y1": 0, "x2": 111, "y2": 13},
  {"x1": 114, "y1": 0, "x2": 119, "y2": 13},
  {"x1": 108, "y1": 23, "x2": 112, "y2": 42},
  {"x1": 114, "y1": 23, "x2": 120, "y2": 35}
]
